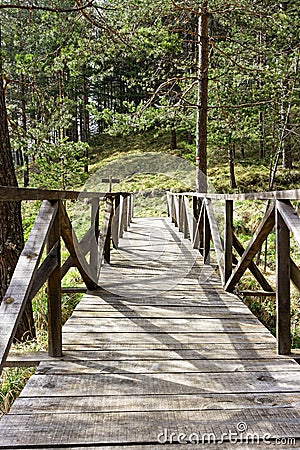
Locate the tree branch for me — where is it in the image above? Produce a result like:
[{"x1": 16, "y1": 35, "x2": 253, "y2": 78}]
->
[{"x1": 0, "y1": 1, "x2": 95, "y2": 13}]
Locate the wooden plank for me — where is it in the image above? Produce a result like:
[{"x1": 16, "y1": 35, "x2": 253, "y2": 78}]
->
[
  {"x1": 225, "y1": 202, "x2": 275, "y2": 292},
  {"x1": 17, "y1": 371, "x2": 300, "y2": 397},
  {"x1": 276, "y1": 202, "x2": 291, "y2": 355},
  {"x1": 0, "y1": 200, "x2": 58, "y2": 374},
  {"x1": 0, "y1": 408, "x2": 299, "y2": 447},
  {"x1": 9, "y1": 392, "x2": 300, "y2": 414},
  {"x1": 62, "y1": 332, "x2": 276, "y2": 345},
  {"x1": 32, "y1": 357, "x2": 299, "y2": 375}
]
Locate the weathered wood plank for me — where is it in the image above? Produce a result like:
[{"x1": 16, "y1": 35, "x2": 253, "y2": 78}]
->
[
  {"x1": 9, "y1": 392, "x2": 300, "y2": 415},
  {"x1": 0, "y1": 408, "x2": 299, "y2": 447},
  {"x1": 32, "y1": 357, "x2": 299, "y2": 375},
  {"x1": 61, "y1": 331, "x2": 276, "y2": 345}
]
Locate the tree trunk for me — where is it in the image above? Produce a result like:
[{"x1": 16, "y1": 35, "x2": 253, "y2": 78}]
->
[
  {"x1": 21, "y1": 74, "x2": 29, "y2": 187},
  {"x1": 195, "y1": 2, "x2": 209, "y2": 193},
  {"x1": 81, "y1": 77, "x2": 89, "y2": 173},
  {"x1": 0, "y1": 68, "x2": 35, "y2": 341},
  {"x1": 282, "y1": 114, "x2": 292, "y2": 169},
  {"x1": 170, "y1": 127, "x2": 177, "y2": 150},
  {"x1": 229, "y1": 144, "x2": 237, "y2": 189}
]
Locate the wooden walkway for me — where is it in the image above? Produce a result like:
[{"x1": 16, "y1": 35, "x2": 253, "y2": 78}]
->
[{"x1": 1, "y1": 217, "x2": 300, "y2": 448}]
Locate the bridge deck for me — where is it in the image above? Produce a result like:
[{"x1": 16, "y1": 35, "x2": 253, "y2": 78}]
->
[{"x1": 0, "y1": 217, "x2": 300, "y2": 448}]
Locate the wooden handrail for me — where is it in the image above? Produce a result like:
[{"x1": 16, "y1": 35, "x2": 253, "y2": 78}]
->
[
  {"x1": 0, "y1": 186, "x2": 130, "y2": 201},
  {"x1": 167, "y1": 191, "x2": 300, "y2": 356},
  {"x1": 169, "y1": 188, "x2": 300, "y2": 201},
  {"x1": 0, "y1": 188, "x2": 133, "y2": 375}
]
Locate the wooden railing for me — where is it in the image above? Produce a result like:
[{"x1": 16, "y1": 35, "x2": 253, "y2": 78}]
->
[
  {"x1": 167, "y1": 189, "x2": 300, "y2": 356},
  {"x1": 0, "y1": 187, "x2": 133, "y2": 375}
]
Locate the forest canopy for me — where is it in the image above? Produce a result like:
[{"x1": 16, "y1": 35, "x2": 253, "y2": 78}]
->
[{"x1": 0, "y1": 0, "x2": 299, "y2": 190}]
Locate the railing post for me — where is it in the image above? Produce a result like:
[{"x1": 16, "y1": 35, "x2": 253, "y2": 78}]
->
[
  {"x1": 47, "y1": 200, "x2": 62, "y2": 357},
  {"x1": 90, "y1": 197, "x2": 100, "y2": 280},
  {"x1": 127, "y1": 195, "x2": 132, "y2": 228},
  {"x1": 225, "y1": 200, "x2": 233, "y2": 282},
  {"x1": 178, "y1": 195, "x2": 184, "y2": 232},
  {"x1": 276, "y1": 201, "x2": 291, "y2": 355},
  {"x1": 112, "y1": 194, "x2": 120, "y2": 249},
  {"x1": 183, "y1": 196, "x2": 189, "y2": 239},
  {"x1": 104, "y1": 198, "x2": 113, "y2": 264},
  {"x1": 203, "y1": 204, "x2": 211, "y2": 264},
  {"x1": 122, "y1": 195, "x2": 128, "y2": 232}
]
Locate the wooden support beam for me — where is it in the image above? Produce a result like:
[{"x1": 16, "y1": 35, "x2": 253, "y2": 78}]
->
[
  {"x1": 225, "y1": 200, "x2": 233, "y2": 283},
  {"x1": 290, "y1": 258, "x2": 300, "y2": 292},
  {"x1": 276, "y1": 202, "x2": 291, "y2": 355},
  {"x1": 47, "y1": 202, "x2": 62, "y2": 357},
  {"x1": 60, "y1": 227, "x2": 94, "y2": 280},
  {"x1": 60, "y1": 203, "x2": 98, "y2": 290},
  {"x1": 28, "y1": 242, "x2": 59, "y2": 301},
  {"x1": 232, "y1": 234, "x2": 273, "y2": 292},
  {"x1": 225, "y1": 202, "x2": 275, "y2": 292},
  {"x1": 0, "y1": 200, "x2": 58, "y2": 375}
]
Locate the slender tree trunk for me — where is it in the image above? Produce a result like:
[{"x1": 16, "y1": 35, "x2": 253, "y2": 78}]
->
[
  {"x1": 195, "y1": 2, "x2": 209, "y2": 193},
  {"x1": 82, "y1": 77, "x2": 89, "y2": 174},
  {"x1": 170, "y1": 127, "x2": 177, "y2": 150},
  {"x1": 0, "y1": 69, "x2": 35, "y2": 340},
  {"x1": 229, "y1": 144, "x2": 237, "y2": 189},
  {"x1": 21, "y1": 74, "x2": 29, "y2": 187}
]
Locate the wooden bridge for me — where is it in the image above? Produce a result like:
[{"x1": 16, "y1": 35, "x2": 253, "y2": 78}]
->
[{"x1": 0, "y1": 186, "x2": 300, "y2": 448}]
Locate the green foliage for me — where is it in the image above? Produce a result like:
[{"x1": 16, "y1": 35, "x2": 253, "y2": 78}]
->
[{"x1": 31, "y1": 138, "x2": 89, "y2": 190}]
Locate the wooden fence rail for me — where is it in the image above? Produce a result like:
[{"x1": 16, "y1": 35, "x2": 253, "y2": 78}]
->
[
  {"x1": 0, "y1": 187, "x2": 133, "y2": 375},
  {"x1": 167, "y1": 190, "x2": 300, "y2": 356}
]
